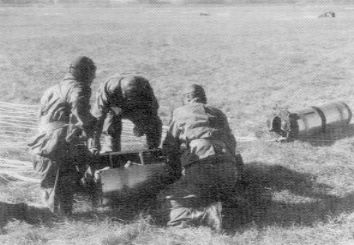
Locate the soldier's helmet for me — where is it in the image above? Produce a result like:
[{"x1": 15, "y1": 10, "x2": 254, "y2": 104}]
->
[
  {"x1": 183, "y1": 84, "x2": 207, "y2": 104},
  {"x1": 121, "y1": 75, "x2": 149, "y2": 100},
  {"x1": 69, "y1": 56, "x2": 96, "y2": 83}
]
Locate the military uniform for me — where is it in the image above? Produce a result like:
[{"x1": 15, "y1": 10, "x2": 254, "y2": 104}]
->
[
  {"x1": 29, "y1": 74, "x2": 96, "y2": 215},
  {"x1": 159, "y1": 101, "x2": 240, "y2": 231},
  {"x1": 92, "y1": 74, "x2": 162, "y2": 152}
]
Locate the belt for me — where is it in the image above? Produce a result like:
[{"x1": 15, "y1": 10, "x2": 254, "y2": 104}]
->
[{"x1": 183, "y1": 154, "x2": 235, "y2": 169}]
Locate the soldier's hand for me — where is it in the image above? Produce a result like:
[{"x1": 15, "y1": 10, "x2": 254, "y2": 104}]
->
[
  {"x1": 89, "y1": 147, "x2": 100, "y2": 156},
  {"x1": 110, "y1": 106, "x2": 122, "y2": 116}
]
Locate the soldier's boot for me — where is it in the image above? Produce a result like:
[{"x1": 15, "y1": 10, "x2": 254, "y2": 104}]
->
[
  {"x1": 58, "y1": 193, "x2": 73, "y2": 217},
  {"x1": 57, "y1": 175, "x2": 75, "y2": 217},
  {"x1": 203, "y1": 201, "x2": 223, "y2": 232},
  {"x1": 168, "y1": 206, "x2": 193, "y2": 228},
  {"x1": 168, "y1": 203, "x2": 223, "y2": 232},
  {"x1": 166, "y1": 198, "x2": 223, "y2": 232},
  {"x1": 164, "y1": 198, "x2": 194, "y2": 228}
]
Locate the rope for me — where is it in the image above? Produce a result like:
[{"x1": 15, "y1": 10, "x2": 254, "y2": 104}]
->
[
  {"x1": 0, "y1": 158, "x2": 39, "y2": 183},
  {"x1": 0, "y1": 170, "x2": 40, "y2": 183},
  {"x1": 0, "y1": 125, "x2": 37, "y2": 131},
  {"x1": 0, "y1": 130, "x2": 34, "y2": 136},
  {"x1": 0, "y1": 158, "x2": 32, "y2": 165},
  {"x1": 0, "y1": 135, "x2": 31, "y2": 140},
  {"x1": 0, "y1": 101, "x2": 38, "y2": 108},
  {"x1": 0, "y1": 109, "x2": 37, "y2": 116},
  {"x1": 0, "y1": 119, "x2": 37, "y2": 125}
]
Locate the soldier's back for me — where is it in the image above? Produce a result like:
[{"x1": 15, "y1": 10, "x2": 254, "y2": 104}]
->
[
  {"x1": 39, "y1": 78, "x2": 79, "y2": 125},
  {"x1": 173, "y1": 103, "x2": 227, "y2": 132}
]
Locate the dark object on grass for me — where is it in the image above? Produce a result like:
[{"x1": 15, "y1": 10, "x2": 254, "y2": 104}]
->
[
  {"x1": 267, "y1": 102, "x2": 352, "y2": 141},
  {"x1": 319, "y1": 11, "x2": 336, "y2": 18},
  {"x1": 0, "y1": 202, "x2": 55, "y2": 228}
]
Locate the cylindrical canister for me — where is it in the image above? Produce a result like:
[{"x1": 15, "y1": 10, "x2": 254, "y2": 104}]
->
[
  {"x1": 268, "y1": 101, "x2": 352, "y2": 140},
  {"x1": 295, "y1": 107, "x2": 324, "y2": 137}
]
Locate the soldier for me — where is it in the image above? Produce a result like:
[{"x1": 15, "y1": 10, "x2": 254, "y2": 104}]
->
[
  {"x1": 92, "y1": 74, "x2": 162, "y2": 152},
  {"x1": 158, "y1": 84, "x2": 242, "y2": 231},
  {"x1": 28, "y1": 56, "x2": 98, "y2": 216}
]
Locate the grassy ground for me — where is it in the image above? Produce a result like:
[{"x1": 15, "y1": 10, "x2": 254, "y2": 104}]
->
[{"x1": 1, "y1": 3, "x2": 354, "y2": 245}]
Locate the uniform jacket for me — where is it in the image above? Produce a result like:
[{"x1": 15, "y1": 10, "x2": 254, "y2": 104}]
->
[
  {"x1": 29, "y1": 75, "x2": 96, "y2": 158},
  {"x1": 162, "y1": 102, "x2": 237, "y2": 168},
  {"x1": 92, "y1": 74, "x2": 159, "y2": 132}
]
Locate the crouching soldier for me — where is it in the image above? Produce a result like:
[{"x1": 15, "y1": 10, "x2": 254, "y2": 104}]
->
[
  {"x1": 28, "y1": 56, "x2": 98, "y2": 216},
  {"x1": 158, "y1": 84, "x2": 242, "y2": 231},
  {"x1": 92, "y1": 74, "x2": 162, "y2": 152}
]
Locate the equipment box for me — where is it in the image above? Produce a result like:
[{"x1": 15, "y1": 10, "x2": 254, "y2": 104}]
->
[{"x1": 94, "y1": 149, "x2": 170, "y2": 203}]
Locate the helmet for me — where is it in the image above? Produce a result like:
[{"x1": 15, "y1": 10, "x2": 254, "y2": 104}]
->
[
  {"x1": 69, "y1": 56, "x2": 96, "y2": 83},
  {"x1": 121, "y1": 75, "x2": 149, "y2": 99},
  {"x1": 183, "y1": 84, "x2": 207, "y2": 104}
]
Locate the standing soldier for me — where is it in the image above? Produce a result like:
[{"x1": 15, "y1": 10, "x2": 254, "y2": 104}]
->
[
  {"x1": 92, "y1": 74, "x2": 162, "y2": 152},
  {"x1": 158, "y1": 84, "x2": 242, "y2": 231},
  {"x1": 28, "y1": 56, "x2": 98, "y2": 216}
]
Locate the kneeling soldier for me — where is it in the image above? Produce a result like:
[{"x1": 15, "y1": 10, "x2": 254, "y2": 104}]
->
[
  {"x1": 158, "y1": 84, "x2": 241, "y2": 231},
  {"x1": 28, "y1": 56, "x2": 97, "y2": 216}
]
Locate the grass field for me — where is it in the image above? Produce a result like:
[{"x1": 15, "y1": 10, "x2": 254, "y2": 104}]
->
[{"x1": 2, "y1": 3, "x2": 354, "y2": 245}]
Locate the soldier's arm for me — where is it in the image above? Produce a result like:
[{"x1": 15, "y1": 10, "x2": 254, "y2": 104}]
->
[
  {"x1": 162, "y1": 113, "x2": 182, "y2": 179},
  {"x1": 142, "y1": 80, "x2": 162, "y2": 148},
  {"x1": 38, "y1": 87, "x2": 53, "y2": 118},
  {"x1": 91, "y1": 81, "x2": 112, "y2": 137},
  {"x1": 142, "y1": 80, "x2": 159, "y2": 112},
  {"x1": 68, "y1": 84, "x2": 96, "y2": 138},
  {"x1": 162, "y1": 122, "x2": 180, "y2": 158},
  {"x1": 219, "y1": 110, "x2": 237, "y2": 156}
]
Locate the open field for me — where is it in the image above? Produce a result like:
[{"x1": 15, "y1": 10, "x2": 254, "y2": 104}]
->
[{"x1": 2, "y1": 3, "x2": 354, "y2": 245}]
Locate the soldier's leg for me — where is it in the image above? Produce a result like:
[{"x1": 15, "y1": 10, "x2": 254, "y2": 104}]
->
[
  {"x1": 130, "y1": 112, "x2": 162, "y2": 149},
  {"x1": 160, "y1": 193, "x2": 223, "y2": 231},
  {"x1": 181, "y1": 163, "x2": 226, "y2": 231},
  {"x1": 57, "y1": 181, "x2": 74, "y2": 216},
  {"x1": 212, "y1": 160, "x2": 252, "y2": 229},
  {"x1": 145, "y1": 115, "x2": 162, "y2": 149},
  {"x1": 157, "y1": 181, "x2": 198, "y2": 228},
  {"x1": 57, "y1": 163, "x2": 79, "y2": 216},
  {"x1": 158, "y1": 164, "x2": 223, "y2": 231},
  {"x1": 101, "y1": 111, "x2": 122, "y2": 152},
  {"x1": 213, "y1": 160, "x2": 248, "y2": 209},
  {"x1": 32, "y1": 155, "x2": 60, "y2": 213}
]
